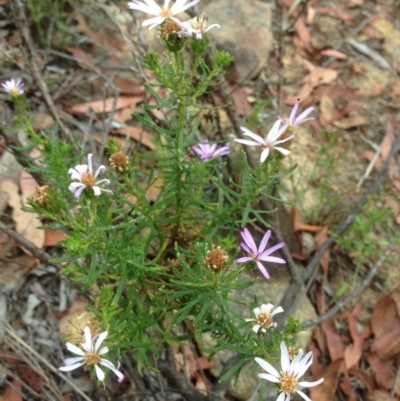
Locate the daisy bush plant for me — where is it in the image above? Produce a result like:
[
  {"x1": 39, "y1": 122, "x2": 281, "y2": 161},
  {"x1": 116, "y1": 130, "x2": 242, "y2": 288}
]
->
[{"x1": 8, "y1": 0, "x2": 323, "y2": 398}]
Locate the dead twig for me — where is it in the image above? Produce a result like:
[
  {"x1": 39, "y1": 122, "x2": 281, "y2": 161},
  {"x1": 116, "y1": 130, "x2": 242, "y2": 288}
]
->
[
  {"x1": 301, "y1": 246, "x2": 393, "y2": 328},
  {"x1": 10, "y1": 0, "x2": 75, "y2": 144},
  {"x1": 0, "y1": 222, "x2": 56, "y2": 267}
]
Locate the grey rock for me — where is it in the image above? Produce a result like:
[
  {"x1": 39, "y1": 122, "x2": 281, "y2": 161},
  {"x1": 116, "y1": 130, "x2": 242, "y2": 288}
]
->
[{"x1": 203, "y1": 0, "x2": 273, "y2": 82}]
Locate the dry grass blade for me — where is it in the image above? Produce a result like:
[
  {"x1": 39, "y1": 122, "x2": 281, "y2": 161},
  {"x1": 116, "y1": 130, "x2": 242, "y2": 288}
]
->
[{"x1": 3, "y1": 323, "x2": 93, "y2": 401}]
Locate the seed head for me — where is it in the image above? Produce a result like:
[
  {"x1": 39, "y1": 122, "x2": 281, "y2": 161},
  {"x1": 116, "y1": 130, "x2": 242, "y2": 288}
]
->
[
  {"x1": 32, "y1": 185, "x2": 50, "y2": 206},
  {"x1": 204, "y1": 246, "x2": 229, "y2": 270},
  {"x1": 64, "y1": 312, "x2": 100, "y2": 346},
  {"x1": 109, "y1": 152, "x2": 129, "y2": 173}
]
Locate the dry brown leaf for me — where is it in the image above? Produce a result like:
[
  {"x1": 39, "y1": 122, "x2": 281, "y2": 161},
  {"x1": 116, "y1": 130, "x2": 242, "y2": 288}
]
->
[
  {"x1": 113, "y1": 104, "x2": 137, "y2": 123},
  {"x1": 286, "y1": 59, "x2": 338, "y2": 104},
  {"x1": 69, "y1": 95, "x2": 144, "y2": 115},
  {"x1": 67, "y1": 46, "x2": 100, "y2": 72},
  {"x1": 3, "y1": 379, "x2": 23, "y2": 401},
  {"x1": 44, "y1": 230, "x2": 65, "y2": 247},
  {"x1": 113, "y1": 77, "x2": 144, "y2": 96},
  {"x1": 112, "y1": 126, "x2": 155, "y2": 150},
  {"x1": 370, "y1": 84, "x2": 385, "y2": 97},
  {"x1": 309, "y1": 359, "x2": 343, "y2": 401},
  {"x1": 320, "y1": 49, "x2": 347, "y2": 59},
  {"x1": 344, "y1": 303, "x2": 363, "y2": 369},
  {"x1": 322, "y1": 318, "x2": 345, "y2": 361},
  {"x1": 368, "y1": 390, "x2": 398, "y2": 401},
  {"x1": 32, "y1": 113, "x2": 55, "y2": 130},
  {"x1": 371, "y1": 16, "x2": 400, "y2": 55},
  {"x1": 320, "y1": 95, "x2": 335, "y2": 121},
  {"x1": 370, "y1": 295, "x2": 396, "y2": 338},
  {"x1": 314, "y1": 225, "x2": 330, "y2": 273},
  {"x1": 366, "y1": 354, "x2": 396, "y2": 392},
  {"x1": 0, "y1": 255, "x2": 38, "y2": 292},
  {"x1": 230, "y1": 86, "x2": 252, "y2": 117},
  {"x1": 295, "y1": 17, "x2": 312, "y2": 52},
  {"x1": 333, "y1": 115, "x2": 367, "y2": 129},
  {"x1": 1, "y1": 179, "x2": 45, "y2": 253}
]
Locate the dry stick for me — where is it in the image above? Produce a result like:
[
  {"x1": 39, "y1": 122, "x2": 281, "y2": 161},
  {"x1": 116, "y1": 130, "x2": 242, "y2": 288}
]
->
[
  {"x1": 275, "y1": 132, "x2": 400, "y2": 328},
  {"x1": 0, "y1": 222, "x2": 55, "y2": 266},
  {"x1": 4, "y1": 325, "x2": 93, "y2": 401},
  {"x1": 301, "y1": 246, "x2": 393, "y2": 328},
  {"x1": 10, "y1": 0, "x2": 74, "y2": 144}
]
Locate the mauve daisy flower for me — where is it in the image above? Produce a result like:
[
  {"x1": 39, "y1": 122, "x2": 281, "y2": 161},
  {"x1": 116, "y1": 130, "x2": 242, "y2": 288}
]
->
[
  {"x1": 178, "y1": 16, "x2": 220, "y2": 40},
  {"x1": 68, "y1": 153, "x2": 112, "y2": 199},
  {"x1": 246, "y1": 303, "x2": 284, "y2": 333},
  {"x1": 1, "y1": 78, "x2": 24, "y2": 96},
  {"x1": 234, "y1": 120, "x2": 292, "y2": 163},
  {"x1": 255, "y1": 342, "x2": 324, "y2": 401},
  {"x1": 236, "y1": 228, "x2": 285, "y2": 280},
  {"x1": 279, "y1": 102, "x2": 314, "y2": 127},
  {"x1": 59, "y1": 326, "x2": 124, "y2": 383},
  {"x1": 128, "y1": 0, "x2": 199, "y2": 30},
  {"x1": 192, "y1": 141, "x2": 230, "y2": 161}
]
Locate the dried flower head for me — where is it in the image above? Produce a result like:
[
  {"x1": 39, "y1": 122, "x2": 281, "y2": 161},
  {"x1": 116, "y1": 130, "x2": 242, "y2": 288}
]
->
[
  {"x1": 246, "y1": 303, "x2": 284, "y2": 333},
  {"x1": 160, "y1": 18, "x2": 182, "y2": 40},
  {"x1": 64, "y1": 312, "x2": 100, "y2": 346},
  {"x1": 31, "y1": 185, "x2": 50, "y2": 206},
  {"x1": 109, "y1": 152, "x2": 129, "y2": 173},
  {"x1": 204, "y1": 246, "x2": 229, "y2": 270}
]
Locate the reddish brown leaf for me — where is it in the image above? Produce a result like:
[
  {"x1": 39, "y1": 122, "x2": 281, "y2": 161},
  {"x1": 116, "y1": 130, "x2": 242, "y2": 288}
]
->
[
  {"x1": 69, "y1": 96, "x2": 144, "y2": 115},
  {"x1": 67, "y1": 47, "x2": 100, "y2": 72},
  {"x1": 295, "y1": 17, "x2": 312, "y2": 51},
  {"x1": 3, "y1": 379, "x2": 23, "y2": 401},
  {"x1": 333, "y1": 115, "x2": 368, "y2": 129},
  {"x1": 371, "y1": 295, "x2": 397, "y2": 338},
  {"x1": 112, "y1": 127, "x2": 155, "y2": 150},
  {"x1": 44, "y1": 230, "x2": 65, "y2": 247},
  {"x1": 309, "y1": 359, "x2": 344, "y2": 401},
  {"x1": 113, "y1": 77, "x2": 144, "y2": 96},
  {"x1": 344, "y1": 303, "x2": 363, "y2": 369},
  {"x1": 366, "y1": 353, "x2": 396, "y2": 391},
  {"x1": 322, "y1": 318, "x2": 345, "y2": 361},
  {"x1": 320, "y1": 49, "x2": 347, "y2": 59},
  {"x1": 230, "y1": 86, "x2": 252, "y2": 117}
]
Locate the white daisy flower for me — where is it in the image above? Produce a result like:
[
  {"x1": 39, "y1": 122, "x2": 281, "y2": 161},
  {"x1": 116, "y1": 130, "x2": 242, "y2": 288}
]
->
[
  {"x1": 59, "y1": 326, "x2": 124, "y2": 383},
  {"x1": 1, "y1": 78, "x2": 24, "y2": 96},
  {"x1": 255, "y1": 342, "x2": 324, "y2": 401},
  {"x1": 178, "y1": 16, "x2": 220, "y2": 40},
  {"x1": 68, "y1": 153, "x2": 112, "y2": 199},
  {"x1": 128, "y1": 0, "x2": 200, "y2": 30},
  {"x1": 234, "y1": 120, "x2": 292, "y2": 163},
  {"x1": 246, "y1": 303, "x2": 284, "y2": 333}
]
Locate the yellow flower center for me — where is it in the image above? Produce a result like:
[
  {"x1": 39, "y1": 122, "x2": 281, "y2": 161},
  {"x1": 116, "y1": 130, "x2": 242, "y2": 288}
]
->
[
  {"x1": 257, "y1": 311, "x2": 272, "y2": 329},
  {"x1": 280, "y1": 374, "x2": 298, "y2": 394},
  {"x1": 160, "y1": 5, "x2": 172, "y2": 18},
  {"x1": 84, "y1": 351, "x2": 101, "y2": 367},
  {"x1": 81, "y1": 172, "x2": 95, "y2": 187}
]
